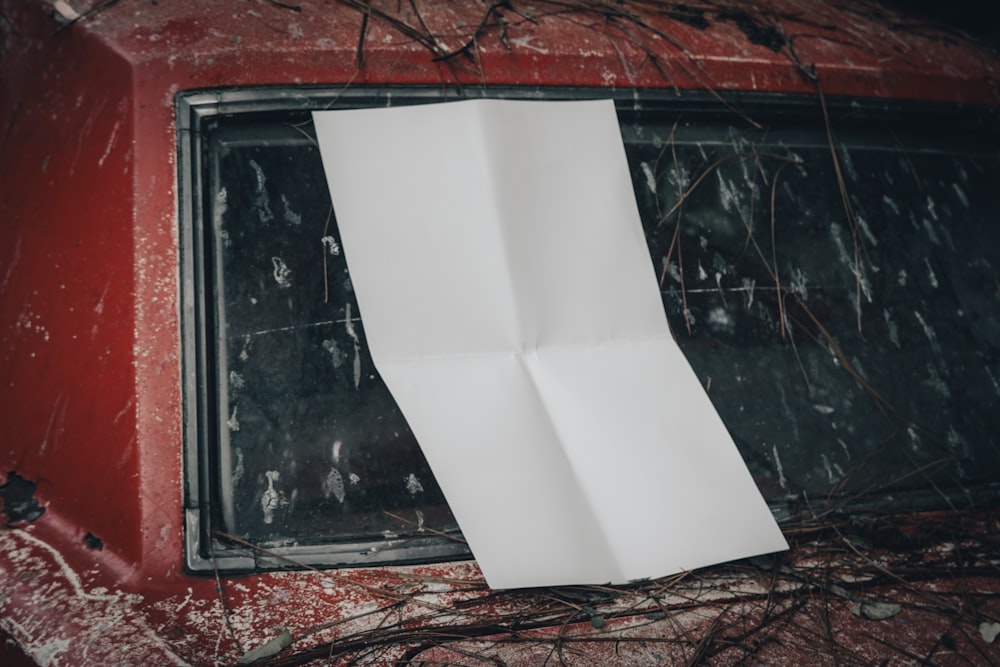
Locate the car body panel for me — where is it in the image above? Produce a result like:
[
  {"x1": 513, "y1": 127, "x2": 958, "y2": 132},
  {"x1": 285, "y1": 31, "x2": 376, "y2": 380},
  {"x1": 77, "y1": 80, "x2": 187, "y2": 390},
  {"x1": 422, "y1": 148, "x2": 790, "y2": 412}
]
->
[{"x1": 1, "y1": 1, "x2": 999, "y2": 664}]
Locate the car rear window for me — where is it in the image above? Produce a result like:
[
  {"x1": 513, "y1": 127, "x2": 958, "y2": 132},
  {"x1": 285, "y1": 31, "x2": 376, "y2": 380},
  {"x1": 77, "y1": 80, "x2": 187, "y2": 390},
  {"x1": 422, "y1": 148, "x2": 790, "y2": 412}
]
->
[{"x1": 180, "y1": 88, "x2": 1000, "y2": 568}]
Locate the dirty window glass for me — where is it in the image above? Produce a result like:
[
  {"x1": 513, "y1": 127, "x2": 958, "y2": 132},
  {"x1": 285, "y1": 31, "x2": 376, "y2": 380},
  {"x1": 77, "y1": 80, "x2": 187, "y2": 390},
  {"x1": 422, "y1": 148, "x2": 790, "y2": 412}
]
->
[
  {"x1": 209, "y1": 124, "x2": 459, "y2": 549},
  {"x1": 201, "y1": 95, "x2": 1000, "y2": 558},
  {"x1": 622, "y1": 115, "x2": 1000, "y2": 503}
]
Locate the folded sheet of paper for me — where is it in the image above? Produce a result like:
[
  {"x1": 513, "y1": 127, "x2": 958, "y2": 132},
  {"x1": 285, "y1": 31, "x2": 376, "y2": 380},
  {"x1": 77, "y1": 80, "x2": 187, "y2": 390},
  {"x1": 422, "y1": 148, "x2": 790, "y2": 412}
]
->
[{"x1": 313, "y1": 99, "x2": 787, "y2": 589}]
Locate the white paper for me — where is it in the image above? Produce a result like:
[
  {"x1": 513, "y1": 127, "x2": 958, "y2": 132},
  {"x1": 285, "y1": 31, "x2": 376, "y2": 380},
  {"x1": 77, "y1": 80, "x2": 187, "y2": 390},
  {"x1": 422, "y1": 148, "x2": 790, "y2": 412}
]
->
[{"x1": 313, "y1": 99, "x2": 787, "y2": 589}]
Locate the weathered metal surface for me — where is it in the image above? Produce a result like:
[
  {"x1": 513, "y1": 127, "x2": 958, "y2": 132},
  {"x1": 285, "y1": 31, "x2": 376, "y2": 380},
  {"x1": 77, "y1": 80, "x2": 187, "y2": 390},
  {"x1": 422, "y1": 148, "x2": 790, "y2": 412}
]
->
[
  {"x1": 2, "y1": 510, "x2": 999, "y2": 664},
  {"x1": 1, "y1": 0, "x2": 999, "y2": 664}
]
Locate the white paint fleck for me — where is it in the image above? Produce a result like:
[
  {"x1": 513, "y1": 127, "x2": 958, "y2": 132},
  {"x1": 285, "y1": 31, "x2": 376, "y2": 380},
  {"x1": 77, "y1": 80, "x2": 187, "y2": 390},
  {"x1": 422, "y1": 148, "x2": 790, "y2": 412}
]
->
[
  {"x1": 881, "y1": 195, "x2": 900, "y2": 215},
  {"x1": 667, "y1": 163, "x2": 689, "y2": 191},
  {"x1": 322, "y1": 338, "x2": 347, "y2": 368},
  {"x1": 922, "y1": 218, "x2": 941, "y2": 245},
  {"x1": 175, "y1": 587, "x2": 194, "y2": 614},
  {"x1": 985, "y1": 366, "x2": 1000, "y2": 397},
  {"x1": 925, "y1": 195, "x2": 938, "y2": 220},
  {"x1": 232, "y1": 448, "x2": 245, "y2": 487},
  {"x1": 281, "y1": 194, "x2": 302, "y2": 225},
  {"x1": 897, "y1": 269, "x2": 908, "y2": 287},
  {"x1": 261, "y1": 471, "x2": 286, "y2": 524},
  {"x1": 239, "y1": 334, "x2": 252, "y2": 361},
  {"x1": 321, "y1": 235, "x2": 341, "y2": 255},
  {"x1": 112, "y1": 397, "x2": 134, "y2": 425},
  {"x1": 788, "y1": 267, "x2": 808, "y2": 300},
  {"x1": 229, "y1": 371, "x2": 246, "y2": 389},
  {"x1": 838, "y1": 439, "x2": 851, "y2": 459},
  {"x1": 741, "y1": 277, "x2": 755, "y2": 309},
  {"x1": 155, "y1": 525, "x2": 171, "y2": 550},
  {"x1": 883, "y1": 309, "x2": 900, "y2": 349},
  {"x1": 97, "y1": 120, "x2": 121, "y2": 168},
  {"x1": 812, "y1": 404, "x2": 834, "y2": 415},
  {"x1": 771, "y1": 444, "x2": 787, "y2": 490},
  {"x1": 349, "y1": 473, "x2": 360, "y2": 485},
  {"x1": 405, "y1": 473, "x2": 424, "y2": 495},
  {"x1": 854, "y1": 213, "x2": 878, "y2": 247},
  {"x1": 838, "y1": 145, "x2": 858, "y2": 182},
  {"x1": 777, "y1": 384, "x2": 799, "y2": 443},
  {"x1": 913, "y1": 311, "x2": 938, "y2": 349},
  {"x1": 1, "y1": 236, "x2": 21, "y2": 296},
  {"x1": 706, "y1": 307, "x2": 734, "y2": 333},
  {"x1": 829, "y1": 222, "x2": 871, "y2": 304},
  {"x1": 821, "y1": 454, "x2": 835, "y2": 484},
  {"x1": 40, "y1": 394, "x2": 69, "y2": 456},
  {"x1": 719, "y1": 177, "x2": 739, "y2": 213},
  {"x1": 249, "y1": 160, "x2": 274, "y2": 223},
  {"x1": 161, "y1": 83, "x2": 181, "y2": 110},
  {"x1": 952, "y1": 182, "x2": 969, "y2": 208},
  {"x1": 323, "y1": 468, "x2": 346, "y2": 503},
  {"x1": 95, "y1": 279, "x2": 112, "y2": 314},
  {"x1": 214, "y1": 187, "x2": 228, "y2": 223},
  {"x1": 640, "y1": 162, "x2": 657, "y2": 195},
  {"x1": 227, "y1": 405, "x2": 240, "y2": 432},
  {"x1": 344, "y1": 303, "x2": 361, "y2": 389},
  {"x1": 923, "y1": 257, "x2": 938, "y2": 288},
  {"x1": 925, "y1": 363, "x2": 950, "y2": 398},
  {"x1": 271, "y1": 256, "x2": 292, "y2": 288},
  {"x1": 34, "y1": 638, "x2": 72, "y2": 665},
  {"x1": 664, "y1": 260, "x2": 681, "y2": 283},
  {"x1": 510, "y1": 34, "x2": 548, "y2": 53},
  {"x1": 332, "y1": 439, "x2": 342, "y2": 464}
]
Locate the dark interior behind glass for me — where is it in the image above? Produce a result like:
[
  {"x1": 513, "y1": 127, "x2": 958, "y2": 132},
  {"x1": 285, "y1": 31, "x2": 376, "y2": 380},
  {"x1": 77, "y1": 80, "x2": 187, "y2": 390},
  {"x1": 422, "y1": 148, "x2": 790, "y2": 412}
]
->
[
  {"x1": 180, "y1": 88, "x2": 1000, "y2": 570},
  {"x1": 209, "y1": 124, "x2": 459, "y2": 547}
]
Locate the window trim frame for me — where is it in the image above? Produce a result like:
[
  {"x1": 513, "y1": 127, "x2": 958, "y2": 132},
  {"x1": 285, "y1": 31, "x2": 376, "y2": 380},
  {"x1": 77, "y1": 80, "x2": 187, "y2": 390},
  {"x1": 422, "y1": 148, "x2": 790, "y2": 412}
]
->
[{"x1": 177, "y1": 85, "x2": 1000, "y2": 574}]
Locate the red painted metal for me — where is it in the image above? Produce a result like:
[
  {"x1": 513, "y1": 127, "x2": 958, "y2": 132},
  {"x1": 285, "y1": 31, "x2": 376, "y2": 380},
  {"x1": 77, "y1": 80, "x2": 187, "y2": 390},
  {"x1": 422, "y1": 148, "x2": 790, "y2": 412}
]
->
[{"x1": 1, "y1": 1, "x2": 999, "y2": 664}]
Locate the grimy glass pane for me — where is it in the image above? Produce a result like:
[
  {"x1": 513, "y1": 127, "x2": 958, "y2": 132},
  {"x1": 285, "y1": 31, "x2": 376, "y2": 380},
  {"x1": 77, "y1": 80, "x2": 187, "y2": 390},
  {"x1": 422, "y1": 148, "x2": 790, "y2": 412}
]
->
[
  {"x1": 622, "y1": 116, "x2": 1000, "y2": 502},
  {"x1": 210, "y1": 124, "x2": 456, "y2": 546},
  {"x1": 208, "y1": 105, "x2": 1000, "y2": 548}
]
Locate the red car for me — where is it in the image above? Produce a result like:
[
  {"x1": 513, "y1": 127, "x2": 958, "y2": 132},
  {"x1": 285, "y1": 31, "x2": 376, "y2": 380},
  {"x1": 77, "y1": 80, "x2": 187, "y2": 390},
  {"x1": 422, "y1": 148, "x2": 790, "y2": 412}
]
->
[{"x1": 2, "y1": 0, "x2": 999, "y2": 664}]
